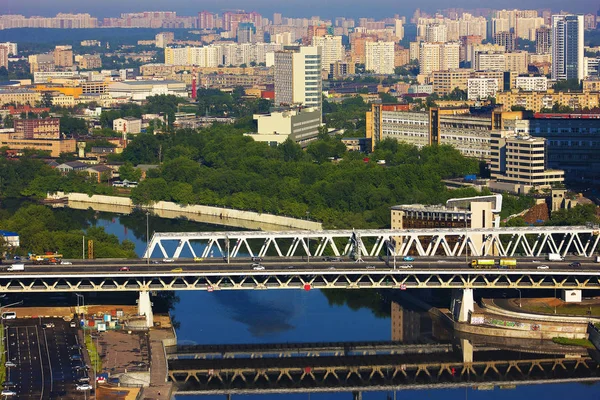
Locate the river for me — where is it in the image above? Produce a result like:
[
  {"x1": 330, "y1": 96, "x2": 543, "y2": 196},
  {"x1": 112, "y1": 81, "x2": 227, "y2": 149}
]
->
[{"x1": 37, "y1": 208, "x2": 600, "y2": 398}]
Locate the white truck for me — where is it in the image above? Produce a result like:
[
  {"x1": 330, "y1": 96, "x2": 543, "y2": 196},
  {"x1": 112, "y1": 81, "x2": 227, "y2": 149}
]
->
[
  {"x1": 596, "y1": 256, "x2": 600, "y2": 263},
  {"x1": 547, "y1": 253, "x2": 564, "y2": 261},
  {"x1": 7, "y1": 263, "x2": 24, "y2": 271}
]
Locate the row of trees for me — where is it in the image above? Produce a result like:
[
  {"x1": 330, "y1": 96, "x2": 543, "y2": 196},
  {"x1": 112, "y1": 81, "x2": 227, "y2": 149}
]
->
[{"x1": 117, "y1": 125, "x2": 479, "y2": 228}]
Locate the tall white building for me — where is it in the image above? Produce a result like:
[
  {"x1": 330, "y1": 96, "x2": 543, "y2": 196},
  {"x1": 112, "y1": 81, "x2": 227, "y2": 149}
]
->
[
  {"x1": 395, "y1": 19, "x2": 404, "y2": 41},
  {"x1": 425, "y1": 24, "x2": 447, "y2": 43},
  {"x1": 419, "y1": 42, "x2": 459, "y2": 75},
  {"x1": 312, "y1": 35, "x2": 343, "y2": 70},
  {"x1": 474, "y1": 51, "x2": 505, "y2": 71},
  {"x1": 274, "y1": 46, "x2": 322, "y2": 109},
  {"x1": 552, "y1": 14, "x2": 585, "y2": 81},
  {"x1": 365, "y1": 41, "x2": 395, "y2": 74}
]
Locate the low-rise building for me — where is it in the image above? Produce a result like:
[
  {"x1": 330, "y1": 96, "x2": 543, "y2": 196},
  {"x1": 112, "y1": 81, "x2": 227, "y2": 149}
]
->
[
  {"x1": 467, "y1": 78, "x2": 499, "y2": 100},
  {"x1": 496, "y1": 90, "x2": 600, "y2": 112},
  {"x1": 108, "y1": 80, "x2": 187, "y2": 101},
  {"x1": 249, "y1": 107, "x2": 321, "y2": 147},
  {"x1": 514, "y1": 76, "x2": 548, "y2": 92},
  {"x1": 0, "y1": 132, "x2": 76, "y2": 157},
  {"x1": 57, "y1": 160, "x2": 89, "y2": 174},
  {"x1": 0, "y1": 89, "x2": 41, "y2": 106},
  {"x1": 14, "y1": 117, "x2": 60, "y2": 139},
  {"x1": 113, "y1": 117, "x2": 142, "y2": 134}
]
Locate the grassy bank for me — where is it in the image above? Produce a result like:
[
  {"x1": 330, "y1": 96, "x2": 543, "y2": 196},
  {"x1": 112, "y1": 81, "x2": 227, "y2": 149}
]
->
[
  {"x1": 85, "y1": 334, "x2": 103, "y2": 374},
  {"x1": 552, "y1": 337, "x2": 595, "y2": 349}
]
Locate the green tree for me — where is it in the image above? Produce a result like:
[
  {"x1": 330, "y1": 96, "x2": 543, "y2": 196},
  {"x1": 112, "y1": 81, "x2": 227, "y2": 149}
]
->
[{"x1": 118, "y1": 163, "x2": 142, "y2": 182}]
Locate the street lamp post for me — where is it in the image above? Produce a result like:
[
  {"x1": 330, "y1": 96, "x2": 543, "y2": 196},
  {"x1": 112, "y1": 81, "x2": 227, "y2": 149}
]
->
[
  {"x1": 516, "y1": 289, "x2": 522, "y2": 308},
  {"x1": 146, "y1": 212, "x2": 150, "y2": 265}
]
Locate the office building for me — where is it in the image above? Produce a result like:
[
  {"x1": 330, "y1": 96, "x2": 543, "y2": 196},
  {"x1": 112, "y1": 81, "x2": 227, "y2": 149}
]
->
[
  {"x1": 274, "y1": 46, "x2": 322, "y2": 109},
  {"x1": 108, "y1": 80, "x2": 187, "y2": 101},
  {"x1": 113, "y1": 117, "x2": 142, "y2": 134},
  {"x1": 467, "y1": 78, "x2": 499, "y2": 100},
  {"x1": 0, "y1": 133, "x2": 76, "y2": 157},
  {"x1": 0, "y1": 89, "x2": 41, "y2": 106},
  {"x1": 250, "y1": 107, "x2": 321, "y2": 147},
  {"x1": 312, "y1": 35, "x2": 344, "y2": 70},
  {"x1": 365, "y1": 41, "x2": 395, "y2": 74},
  {"x1": 505, "y1": 51, "x2": 529, "y2": 74},
  {"x1": 13, "y1": 117, "x2": 60, "y2": 139},
  {"x1": 490, "y1": 131, "x2": 564, "y2": 192},
  {"x1": 503, "y1": 114, "x2": 600, "y2": 183},
  {"x1": 552, "y1": 14, "x2": 584, "y2": 81}
]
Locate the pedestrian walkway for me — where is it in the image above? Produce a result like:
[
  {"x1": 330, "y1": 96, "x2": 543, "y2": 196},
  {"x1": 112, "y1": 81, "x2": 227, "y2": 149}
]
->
[{"x1": 140, "y1": 329, "x2": 174, "y2": 400}]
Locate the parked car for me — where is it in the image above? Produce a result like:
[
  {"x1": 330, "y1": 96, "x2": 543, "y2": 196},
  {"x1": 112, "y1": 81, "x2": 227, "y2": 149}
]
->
[
  {"x1": 119, "y1": 267, "x2": 130, "y2": 271},
  {"x1": 537, "y1": 265, "x2": 550, "y2": 270},
  {"x1": 76, "y1": 384, "x2": 92, "y2": 391},
  {"x1": 162, "y1": 258, "x2": 175, "y2": 263},
  {"x1": 4, "y1": 361, "x2": 16, "y2": 368},
  {"x1": 70, "y1": 321, "x2": 77, "y2": 328},
  {"x1": 403, "y1": 256, "x2": 415, "y2": 261},
  {"x1": 1, "y1": 389, "x2": 16, "y2": 396}
]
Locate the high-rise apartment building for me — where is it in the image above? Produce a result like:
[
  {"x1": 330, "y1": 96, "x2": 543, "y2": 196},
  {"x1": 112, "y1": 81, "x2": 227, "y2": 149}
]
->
[
  {"x1": 274, "y1": 46, "x2": 322, "y2": 109},
  {"x1": 237, "y1": 23, "x2": 256, "y2": 44},
  {"x1": 425, "y1": 24, "x2": 447, "y2": 43},
  {"x1": 365, "y1": 41, "x2": 395, "y2": 74},
  {"x1": 467, "y1": 78, "x2": 499, "y2": 100},
  {"x1": 0, "y1": 45, "x2": 8, "y2": 69},
  {"x1": 535, "y1": 27, "x2": 551, "y2": 54},
  {"x1": 394, "y1": 19, "x2": 404, "y2": 41},
  {"x1": 419, "y1": 42, "x2": 459, "y2": 75},
  {"x1": 312, "y1": 35, "x2": 343, "y2": 70},
  {"x1": 552, "y1": 14, "x2": 584, "y2": 81},
  {"x1": 54, "y1": 45, "x2": 73, "y2": 67},
  {"x1": 155, "y1": 32, "x2": 174, "y2": 48},
  {"x1": 493, "y1": 31, "x2": 515, "y2": 52},
  {"x1": 198, "y1": 11, "x2": 217, "y2": 29},
  {"x1": 474, "y1": 51, "x2": 505, "y2": 72}
]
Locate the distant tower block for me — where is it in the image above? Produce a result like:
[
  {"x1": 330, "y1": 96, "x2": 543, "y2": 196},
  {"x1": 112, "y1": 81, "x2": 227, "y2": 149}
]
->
[{"x1": 77, "y1": 142, "x2": 86, "y2": 158}]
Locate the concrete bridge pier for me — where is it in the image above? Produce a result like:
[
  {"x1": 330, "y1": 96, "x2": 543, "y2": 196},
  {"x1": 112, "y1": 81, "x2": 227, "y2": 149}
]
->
[
  {"x1": 352, "y1": 391, "x2": 362, "y2": 400},
  {"x1": 460, "y1": 339, "x2": 473, "y2": 363},
  {"x1": 138, "y1": 290, "x2": 154, "y2": 328},
  {"x1": 451, "y1": 288, "x2": 474, "y2": 323}
]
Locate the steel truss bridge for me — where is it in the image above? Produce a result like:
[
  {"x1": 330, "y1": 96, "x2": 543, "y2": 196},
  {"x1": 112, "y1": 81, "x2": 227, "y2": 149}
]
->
[
  {"x1": 144, "y1": 226, "x2": 600, "y2": 260},
  {"x1": 5, "y1": 267, "x2": 600, "y2": 293},
  {"x1": 3, "y1": 269, "x2": 600, "y2": 292},
  {"x1": 169, "y1": 354, "x2": 600, "y2": 395}
]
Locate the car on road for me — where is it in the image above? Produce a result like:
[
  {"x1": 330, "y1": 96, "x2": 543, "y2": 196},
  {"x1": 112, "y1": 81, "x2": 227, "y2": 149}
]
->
[
  {"x1": 252, "y1": 265, "x2": 265, "y2": 271},
  {"x1": 1, "y1": 382, "x2": 15, "y2": 388},
  {"x1": 163, "y1": 258, "x2": 175, "y2": 263},
  {"x1": 76, "y1": 384, "x2": 92, "y2": 391},
  {"x1": 403, "y1": 256, "x2": 415, "y2": 261},
  {"x1": 78, "y1": 377, "x2": 90, "y2": 384},
  {"x1": 398, "y1": 264, "x2": 413, "y2": 269},
  {"x1": 69, "y1": 344, "x2": 81, "y2": 350},
  {"x1": 73, "y1": 365, "x2": 89, "y2": 371},
  {"x1": 1, "y1": 389, "x2": 16, "y2": 396},
  {"x1": 70, "y1": 321, "x2": 77, "y2": 328},
  {"x1": 193, "y1": 257, "x2": 203, "y2": 262},
  {"x1": 4, "y1": 361, "x2": 16, "y2": 368},
  {"x1": 569, "y1": 262, "x2": 582, "y2": 268},
  {"x1": 151, "y1": 260, "x2": 160, "y2": 264},
  {"x1": 119, "y1": 267, "x2": 130, "y2": 271},
  {"x1": 327, "y1": 266, "x2": 336, "y2": 270},
  {"x1": 69, "y1": 354, "x2": 82, "y2": 361},
  {"x1": 366, "y1": 265, "x2": 376, "y2": 269},
  {"x1": 251, "y1": 257, "x2": 263, "y2": 262},
  {"x1": 42, "y1": 322, "x2": 55, "y2": 328},
  {"x1": 60, "y1": 260, "x2": 72, "y2": 265},
  {"x1": 537, "y1": 265, "x2": 550, "y2": 269},
  {"x1": 170, "y1": 268, "x2": 183, "y2": 273}
]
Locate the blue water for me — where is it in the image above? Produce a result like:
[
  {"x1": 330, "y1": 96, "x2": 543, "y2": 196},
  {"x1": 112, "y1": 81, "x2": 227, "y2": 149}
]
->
[{"x1": 94, "y1": 214, "x2": 600, "y2": 399}]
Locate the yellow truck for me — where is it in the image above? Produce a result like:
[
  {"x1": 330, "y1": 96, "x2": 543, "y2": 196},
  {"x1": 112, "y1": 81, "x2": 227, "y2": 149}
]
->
[
  {"x1": 499, "y1": 258, "x2": 517, "y2": 269},
  {"x1": 471, "y1": 259, "x2": 495, "y2": 269}
]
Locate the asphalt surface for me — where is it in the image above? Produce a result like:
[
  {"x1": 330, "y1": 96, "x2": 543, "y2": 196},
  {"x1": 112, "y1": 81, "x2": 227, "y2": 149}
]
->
[
  {"x1": 1, "y1": 256, "x2": 599, "y2": 275},
  {"x1": 3, "y1": 318, "x2": 90, "y2": 399}
]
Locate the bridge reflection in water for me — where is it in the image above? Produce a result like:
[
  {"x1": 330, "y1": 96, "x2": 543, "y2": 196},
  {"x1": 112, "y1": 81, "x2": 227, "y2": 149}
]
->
[{"x1": 168, "y1": 344, "x2": 600, "y2": 395}]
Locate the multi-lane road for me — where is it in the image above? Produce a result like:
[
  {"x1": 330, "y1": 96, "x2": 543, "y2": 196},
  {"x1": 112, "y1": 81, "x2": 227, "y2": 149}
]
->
[
  {"x1": 4, "y1": 318, "x2": 88, "y2": 399},
  {"x1": 3, "y1": 256, "x2": 600, "y2": 274}
]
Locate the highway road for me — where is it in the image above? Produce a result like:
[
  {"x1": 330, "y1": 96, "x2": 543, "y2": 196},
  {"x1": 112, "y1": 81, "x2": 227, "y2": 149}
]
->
[
  {"x1": 2, "y1": 256, "x2": 600, "y2": 275},
  {"x1": 4, "y1": 318, "x2": 86, "y2": 399}
]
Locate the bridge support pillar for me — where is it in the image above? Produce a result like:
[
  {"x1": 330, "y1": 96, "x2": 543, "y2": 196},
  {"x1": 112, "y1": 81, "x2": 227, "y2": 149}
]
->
[
  {"x1": 353, "y1": 391, "x2": 362, "y2": 400},
  {"x1": 562, "y1": 289, "x2": 582, "y2": 303},
  {"x1": 138, "y1": 290, "x2": 154, "y2": 328},
  {"x1": 460, "y1": 339, "x2": 473, "y2": 363},
  {"x1": 452, "y1": 288, "x2": 474, "y2": 323}
]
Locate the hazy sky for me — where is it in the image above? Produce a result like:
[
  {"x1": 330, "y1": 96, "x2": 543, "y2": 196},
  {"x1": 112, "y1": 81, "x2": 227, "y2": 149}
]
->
[{"x1": 1, "y1": 0, "x2": 596, "y2": 19}]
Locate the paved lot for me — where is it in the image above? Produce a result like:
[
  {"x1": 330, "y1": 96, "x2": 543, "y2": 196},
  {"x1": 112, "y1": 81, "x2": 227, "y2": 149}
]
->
[{"x1": 4, "y1": 317, "x2": 91, "y2": 399}]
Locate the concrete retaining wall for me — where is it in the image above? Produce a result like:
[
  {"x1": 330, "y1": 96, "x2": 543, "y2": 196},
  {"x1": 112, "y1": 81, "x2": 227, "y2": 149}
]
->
[
  {"x1": 48, "y1": 192, "x2": 322, "y2": 230},
  {"x1": 481, "y1": 299, "x2": 600, "y2": 325},
  {"x1": 454, "y1": 321, "x2": 585, "y2": 340},
  {"x1": 589, "y1": 323, "x2": 600, "y2": 350}
]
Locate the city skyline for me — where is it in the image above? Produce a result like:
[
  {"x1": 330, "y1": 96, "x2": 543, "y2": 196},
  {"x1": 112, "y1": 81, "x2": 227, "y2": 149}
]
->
[{"x1": 0, "y1": 0, "x2": 598, "y2": 20}]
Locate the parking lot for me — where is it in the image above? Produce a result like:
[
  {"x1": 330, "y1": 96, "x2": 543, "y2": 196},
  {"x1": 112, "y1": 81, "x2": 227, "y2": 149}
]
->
[{"x1": 3, "y1": 317, "x2": 92, "y2": 399}]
